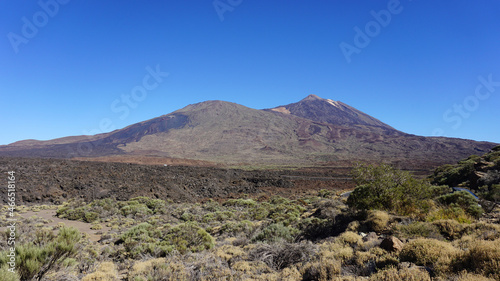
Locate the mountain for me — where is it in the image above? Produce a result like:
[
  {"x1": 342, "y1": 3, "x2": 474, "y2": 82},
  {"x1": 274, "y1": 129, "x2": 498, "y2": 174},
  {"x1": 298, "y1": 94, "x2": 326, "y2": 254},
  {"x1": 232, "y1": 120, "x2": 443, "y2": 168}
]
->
[
  {"x1": 267, "y1": 94, "x2": 401, "y2": 135},
  {"x1": 0, "y1": 95, "x2": 497, "y2": 169}
]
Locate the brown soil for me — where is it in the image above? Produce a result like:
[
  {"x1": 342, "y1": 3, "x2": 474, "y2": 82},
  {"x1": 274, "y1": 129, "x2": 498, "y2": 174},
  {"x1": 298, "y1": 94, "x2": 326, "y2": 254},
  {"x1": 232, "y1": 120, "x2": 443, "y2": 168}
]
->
[
  {"x1": 0, "y1": 157, "x2": 355, "y2": 205},
  {"x1": 3, "y1": 209, "x2": 110, "y2": 242}
]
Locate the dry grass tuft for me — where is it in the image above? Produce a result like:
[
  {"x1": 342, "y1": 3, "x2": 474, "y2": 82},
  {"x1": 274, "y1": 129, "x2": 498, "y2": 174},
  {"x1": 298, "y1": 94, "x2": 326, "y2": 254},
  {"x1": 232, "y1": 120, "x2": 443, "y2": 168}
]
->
[
  {"x1": 82, "y1": 261, "x2": 118, "y2": 281},
  {"x1": 452, "y1": 271, "x2": 496, "y2": 281},
  {"x1": 301, "y1": 258, "x2": 341, "y2": 281},
  {"x1": 456, "y1": 239, "x2": 500, "y2": 280},
  {"x1": 337, "y1": 231, "x2": 362, "y2": 246},
  {"x1": 248, "y1": 241, "x2": 317, "y2": 270},
  {"x1": 319, "y1": 241, "x2": 354, "y2": 263},
  {"x1": 367, "y1": 210, "x2": 390, "y2": 233},
  {"x1": 369, "y1": 266, "x2": 431, "y2": 281},
  {"x1": 400, "y1": 238, "x2": 459, "y2": 274}
]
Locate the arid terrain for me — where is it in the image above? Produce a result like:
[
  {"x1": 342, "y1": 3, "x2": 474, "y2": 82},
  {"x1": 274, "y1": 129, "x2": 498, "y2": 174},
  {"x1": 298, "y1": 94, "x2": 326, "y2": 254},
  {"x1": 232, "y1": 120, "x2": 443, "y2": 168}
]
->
[
  {"x1": 0, "y1": 157, "x2": 355, "y2": 205},
  {"x1": 1, "y1": 95, "x2": 496, "y2": 167},
  {"x1": 1, "y1": 96, "x2": 499, "y2": 281}
]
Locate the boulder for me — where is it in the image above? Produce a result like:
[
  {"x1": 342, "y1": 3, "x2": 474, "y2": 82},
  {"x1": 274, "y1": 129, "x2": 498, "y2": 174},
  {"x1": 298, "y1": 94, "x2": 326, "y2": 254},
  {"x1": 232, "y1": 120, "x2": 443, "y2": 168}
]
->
[{"x1": 380, "y1": 236, "x2": 404, "y2": 252}]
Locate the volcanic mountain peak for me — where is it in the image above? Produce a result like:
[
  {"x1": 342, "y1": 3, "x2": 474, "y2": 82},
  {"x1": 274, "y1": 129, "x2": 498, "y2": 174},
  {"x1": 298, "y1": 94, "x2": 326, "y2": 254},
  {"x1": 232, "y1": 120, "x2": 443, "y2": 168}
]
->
[
  {"x1": 301, "y1": 94, "x2": 324, "y2": 101},
  {"x1": 0, "y1": 95, "x2": 497, "y2": 168},
  {"x1": 269, "y1": 95, "x2": 400, "y2": 135}
]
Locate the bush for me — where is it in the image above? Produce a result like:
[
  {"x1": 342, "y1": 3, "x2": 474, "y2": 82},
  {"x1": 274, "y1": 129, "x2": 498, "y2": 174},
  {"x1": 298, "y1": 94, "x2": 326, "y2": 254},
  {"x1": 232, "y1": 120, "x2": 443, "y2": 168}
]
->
[
  {"x1": 337, "y1": 231, "x2": 362, "y2": 246},
  {"x1": 128, "y1": 257, "x2": 188, "y2": 281},
  {"x1": 432, "y1": 160, "x2": 476, "y2": 187},
  {"x1": 120, "y1": 203, "x2": 153, "y2": 218},
  {"x1": 218, "y1": 220, "x2": 254, "y2": 237},
  {"x1": 319, "y1": 241, "x2": 354, "y2": 263},
  {"x1": 301, "y1": 258, "x2": 341, "y2": 281},
  {"x1": 162, "y1": 223, "x2": 215, "y2": 254},
  {"x1": 369, "y1": 266, "x2": 431, "y2": 281},
  {"x1": 347, "y1": 164, "x2": 433, "y2": 215},
  {"x1": 431, "y1": 220, "x2": 466, "y2": 240},
  {"x1": 13, "y1": 227, "x2": 81, "y2": 281},
  {"x1": 397, "y1": 222, "x2": 443, "y2": 240},
  {"x1": 427, "y1": 207, "x2": 473, "y2": 224},
  {"x1": 119, "y1": 223, "x2": 172, "y2": 258},
  {"x1": 366, "y1": 210, "x2": 390, "y2": 233},
  {"x1": 253, "y1": 222, "x2": 299, "y2": 243},
  {"x1": 81, "y1": 261, "x2": 118, "y2": 281},
  {"x1": 57, "y1": 206, "x2": 98, "y2": 223},
  {"x1": 453, "y1": 271, "x2": 496, "y2": 281},
  {"x1": 223, "y1": 198, "x2": 257, "y2": 208},
  {"x1": 267, "y1": 203, "x2": 306, "y2": 226},
  {"x1": 455, "y1": 239, "x2": 500, "y2": 279},
  {"x1": 400, "y1": 238, "x2": 459, "y2": 274},
  {"x1": 0, "y1": 265, "x2": 19, "y2": 281},
  {"x1": 248, "y1": 241, "x2": 317, "y2": 270},
  {"x1": 436, "y1": 191, "x2": 483, "y2": 218}
]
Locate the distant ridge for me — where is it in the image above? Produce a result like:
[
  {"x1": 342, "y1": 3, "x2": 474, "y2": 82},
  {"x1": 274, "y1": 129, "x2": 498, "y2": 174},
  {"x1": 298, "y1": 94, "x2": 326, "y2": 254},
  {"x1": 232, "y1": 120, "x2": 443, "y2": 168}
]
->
[{"x1": 0, "y1": 95, "x2": 497, "y2": 169}]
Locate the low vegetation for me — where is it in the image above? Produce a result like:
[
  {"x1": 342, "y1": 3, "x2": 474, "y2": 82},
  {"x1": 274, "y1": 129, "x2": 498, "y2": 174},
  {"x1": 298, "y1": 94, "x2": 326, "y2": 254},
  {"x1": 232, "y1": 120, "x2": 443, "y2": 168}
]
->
[{"x1": 1, "y1": 148, "x2": 499, "y2": 280}]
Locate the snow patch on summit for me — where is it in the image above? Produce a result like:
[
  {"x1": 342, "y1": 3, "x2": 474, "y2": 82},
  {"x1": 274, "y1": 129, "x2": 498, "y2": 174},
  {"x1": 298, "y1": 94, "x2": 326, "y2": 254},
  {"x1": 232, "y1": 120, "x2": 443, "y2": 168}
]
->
[{"x1": 326, "y1": 99, "x2": 341, "y2": 108}]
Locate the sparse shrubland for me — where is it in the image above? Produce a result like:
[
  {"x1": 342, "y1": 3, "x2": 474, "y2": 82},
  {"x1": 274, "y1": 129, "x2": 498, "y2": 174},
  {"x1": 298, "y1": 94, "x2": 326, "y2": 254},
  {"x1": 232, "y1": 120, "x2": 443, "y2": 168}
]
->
[{"x1": 2, "y1": 148, "x2": 500, "y2": 280}]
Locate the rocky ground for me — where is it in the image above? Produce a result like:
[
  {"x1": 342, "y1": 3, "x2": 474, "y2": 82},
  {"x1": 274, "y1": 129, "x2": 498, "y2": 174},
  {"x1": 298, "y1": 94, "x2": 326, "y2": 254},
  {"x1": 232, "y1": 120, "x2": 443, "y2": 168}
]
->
[{"x1": 0, "y1": 157, "x2": 354, "y2": 205}]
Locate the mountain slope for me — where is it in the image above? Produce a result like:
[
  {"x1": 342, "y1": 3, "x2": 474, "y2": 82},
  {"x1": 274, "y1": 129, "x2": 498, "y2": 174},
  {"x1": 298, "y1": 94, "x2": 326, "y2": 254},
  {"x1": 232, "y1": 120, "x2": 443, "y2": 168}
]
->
[
  {"x1": 0, "y1": 96, "x2": 497, "y2": 168},
  {"x1": 268, "y1": 94, "x2": 401, "y2": 135}
]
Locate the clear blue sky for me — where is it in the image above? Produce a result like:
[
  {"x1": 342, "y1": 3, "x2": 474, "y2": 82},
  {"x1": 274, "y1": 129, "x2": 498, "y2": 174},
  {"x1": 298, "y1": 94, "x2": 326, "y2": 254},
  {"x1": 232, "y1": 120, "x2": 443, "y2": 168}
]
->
[{"x1": 1, "y1": 0, "x2": 499, "y2": 145}]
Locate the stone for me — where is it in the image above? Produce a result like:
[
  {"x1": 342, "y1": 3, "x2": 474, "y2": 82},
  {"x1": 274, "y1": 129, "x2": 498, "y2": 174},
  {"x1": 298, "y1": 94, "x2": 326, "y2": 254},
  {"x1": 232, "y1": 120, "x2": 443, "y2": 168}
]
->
[
  {"x1": 380, "y1": 236, "x2": 404, "y2": 252},
  {"x1": 363, "y1": 231, "x2": 378, "y2": 242}
]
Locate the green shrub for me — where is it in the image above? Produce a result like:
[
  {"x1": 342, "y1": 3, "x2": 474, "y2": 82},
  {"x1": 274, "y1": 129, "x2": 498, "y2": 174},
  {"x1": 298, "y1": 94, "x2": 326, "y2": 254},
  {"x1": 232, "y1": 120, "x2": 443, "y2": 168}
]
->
[
  {"x1": 436, "y1": 191, "x2": 483, "y2": 218},
  {"x1": 219, "y1": 220, "x2": 254, "y2": 237},
  {"x1": 162, "y1": 223, "x2": 215, "y2": 254},
  {"x1": 13, "y1": 227, "x2": 81, "y2": 281},
  {"x1": 145, "y1": 199, "x2": 167, "y2": 213},
  {"x1": 253, "y1": 222, "x2": 299, "y2": 243},
  {"x1": 120, "y1": 223, "x2": 173, "y2": 258},
  {"x1": 347, "y1": 164, "x2": 433, "y2": 216},
  {"x1": 246, "y1": 205, "x2": 269, "y2": 220},
  {"x1": 427, "y1": 207, "x2": 473, "y2": 224},
  {"x1": 397, "y1": 221, "x2": 443, "y2": 240},
  {"x1": 268, "y1": 203, "x2": 306, "y2": 226},
  {"x1": 269, "y1": 196, "x2": 290, "y2": 205},
  {"x1": 57, "y1": 206, "x2": 98, "y2": 223},
  {"x1": 0, "y1": 265, "x2": 19, "y2": 281},
  {"x1": 120, "y1": 203, "x2": 153, "y2": 217},
  {"x1": 223, "y1": 198, "x2": 257, "y2": 208},
  {"x1": 203, "y1": 211, "x2": 234, "y2": 223},
  {"x1": 431, "y1": 220, "x2": 466, "y2": 240}
]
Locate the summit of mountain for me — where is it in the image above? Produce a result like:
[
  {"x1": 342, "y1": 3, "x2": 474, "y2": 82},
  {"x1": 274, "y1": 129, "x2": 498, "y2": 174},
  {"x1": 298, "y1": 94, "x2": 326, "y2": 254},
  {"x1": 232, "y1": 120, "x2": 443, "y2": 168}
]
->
[
  {"x1": 268, "y1": 94, "x2": 401, "y2": 135},
  {"x1": 0, "y1": 95, "x2": 497, "y2": 169}
]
